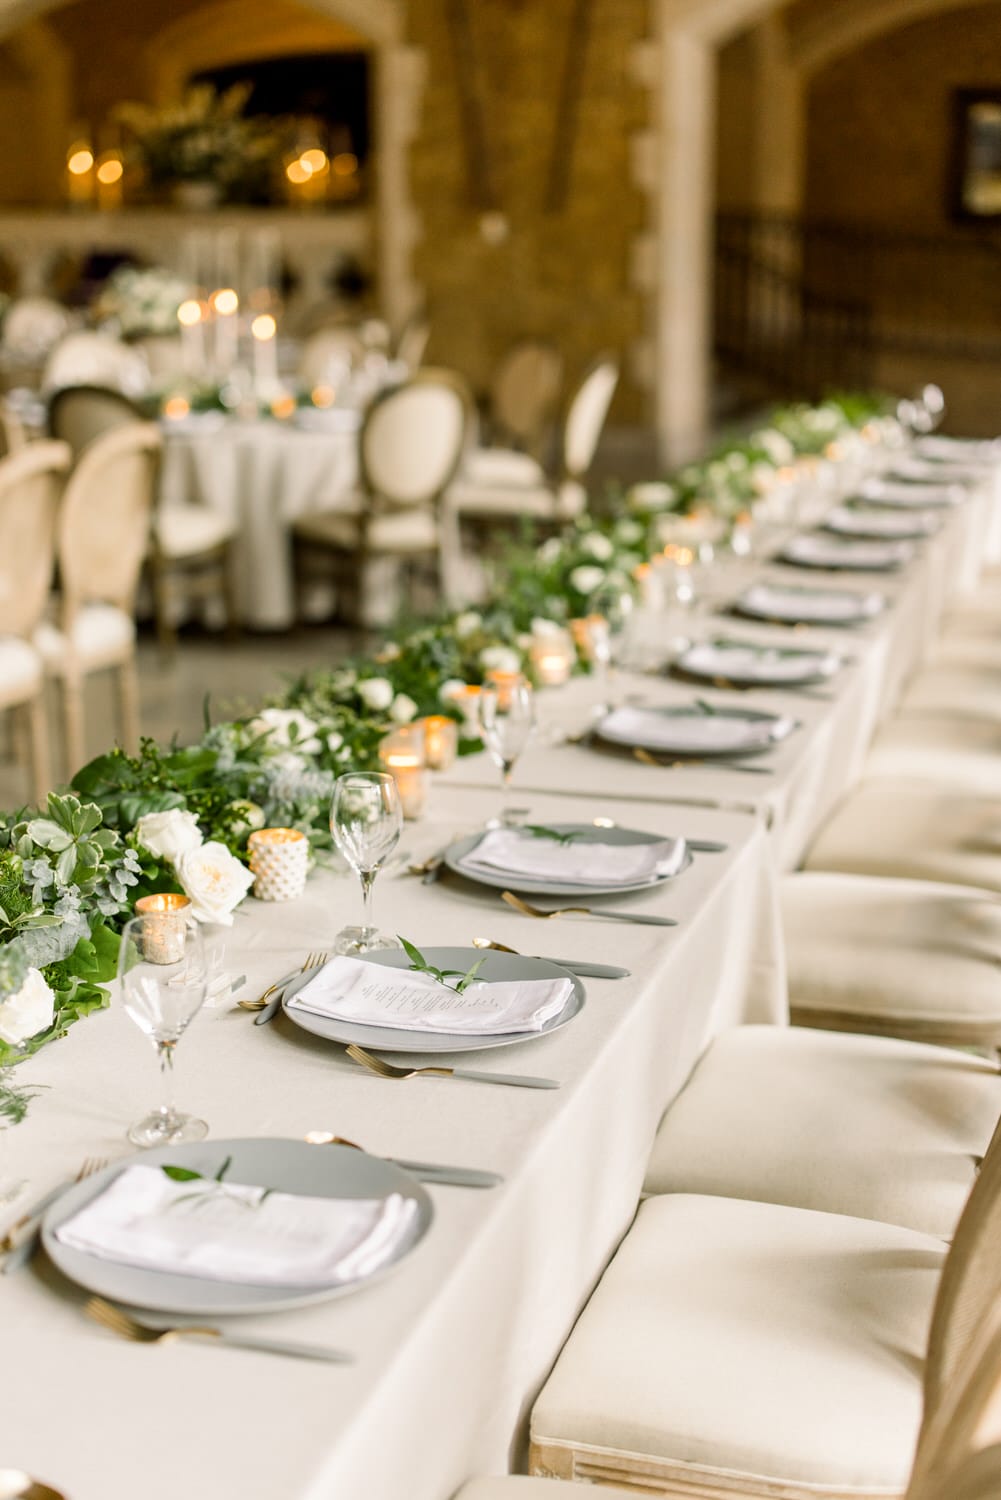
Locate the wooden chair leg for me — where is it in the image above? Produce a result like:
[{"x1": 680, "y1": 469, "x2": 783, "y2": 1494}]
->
[
  {"x1": 116, "y1": 656, "x2": 140, "y2": 755},
  {"x1": 61, "y1": 673, "x2": 85, "y2": 778},
  {"x1": 26, "y1": 689, "x2": 51, "y2": 807}
]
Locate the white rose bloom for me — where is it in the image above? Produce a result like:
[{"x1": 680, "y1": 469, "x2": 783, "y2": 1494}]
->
[
  {"x1": 579, "y1": 531, "x2": 614, "y2": 561},
  {"x1": 175, "y1": 841, "x2": 255, "y2": 925},
  {"x1": 0, "y1": 967, "x2": 55, "y2": 1046},
  {"x1": 356, "y1": 677, "x2": 394, "y2": 712},
  {"x1": 453, "y1": 611, "x2": 482, "y2": 639},
  {"x1": 726, "y1": 452, "x2": 749, "y2": 472},
  {"x1": 707, "y1": 461, "x2": 729, "y2": 488},
  {"x1": 389, "y1": 692, "x2": 418, "y2": 723},
  {"x1": 752, "y1": 428, "x2": 794, "y2": 466},
  {"x1": 271, "y1": 751, "x2": 307, "y2": 774},
  {"x1": 439, "y1": 678, "x2": 467, "y2": 703},
  {"x1": 247, "y1": 707, "x2": 321, "y2": 755},
  {"x1": 614, "y1": 518, "x2": 644, "y2": 545},
  {"x1": 627, "y1": 481, "x2": 675, "y2": 514},
  {"x1": 536, "y1": 537, "x2": 563, "y2": 565},
  {"x1": 569, "y1": 565, "x2": 607, "y2": 597},
  {"x1": 228, "y1": 800, "x2": 265, "y2": 835},
  {"x1": 516, "y1": 633, "x2": 534, "y2": 651},
  {"x1": 479, "y1": 645, "x2": 521, "y2": 674},
  {"x1": 531, "y1": 616, "x2": 563, "y2": 638},
  {"x1": 326, "y1": 731, "x2": 344, "y2": 752},
  {"x1": 135, "y1": 808, "x2": 204, "y2": 863},
  {"x1": 751, "y1": 463, "x2": 777, "y2": 496}
]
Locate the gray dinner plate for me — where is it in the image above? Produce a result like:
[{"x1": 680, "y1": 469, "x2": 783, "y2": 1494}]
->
[
  {"x1": 778, "y1": 536, "x2": 913, "y2": 573},
  {"x1": 673, "y1": 640, "x2": 840, "y2": 688},
  {"x1": 595, "y1": 704, "x2": 790, "y2": 760},
  {"x1": 41, "y1": 1138, "x2": 432, "y2": 1317},
  {"x1": 823, "y1": 509, "x2": 939, "y2": 542},
  {"x1": 733, "y1": 586, "x2": 884, "y2": 627},
  {"x1": 283, "y1": 947, "x2": 585, "y2": 1055},
  {"x1": 443, "y1": 823, "x2": 692, "y2": 898}
]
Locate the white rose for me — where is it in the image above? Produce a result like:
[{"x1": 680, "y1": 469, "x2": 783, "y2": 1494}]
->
[
  {"x1": 453, "y1": 611, "x2": 482, "y2": 639},
  {"x1": 536, "y1": 537, "x2": 563, "y2": 564},
  {"x1": 228, "y1": 800, "x2": 265, "y2": 837},
  {"x1": 530, "y1": 616, "x2": 563, "y2": 638},
  {"x1": 479, "y1": 645, "x2": 521, "y2": 674},
  {"x1": 326, "y1": 731, "x2": 344, "y2": 752},
  {"x1": 389, "y1": 692, "x2": 418, "y2": 723},
  {"x1": 0, "y1": 967, "x2": 55, "y2": 1046},
  {"x1": 614, "y1": 518, "x2": 644, "y2": 545},
  {"x1": 135, "y1": 808, "x2": 203, "y2": 863},
  {"x1": 271, "y1": 751, "x2": 307, "y2": 774},
  {"x1": 627, "y1": 481, "x2": 675, "y2": 514},
  {"x1": 175, "y1": 841, "x2": 255, "y2": 926},
  {"x1": 579, "y1": 531, "x2": 614, "y2": 561},
  {"x1": 569, "y1": 565, "x2": 607, "y2": 597},
  {"x1": 248, "y1": 708, "x2": 321, "y2": 755},
  {"x1": 356, "y1": 677, "x2": 394, "y2": 713},
  {"x1": 752, "y1": 428, "x2": 794, "y2": 466},
  {"x1": 439, "y1": 678, "x2": 467, "y2": 703}
]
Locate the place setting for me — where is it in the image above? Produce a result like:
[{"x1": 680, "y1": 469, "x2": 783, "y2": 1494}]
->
[
  {"x1": 666, "y1": 636, "x2": 844, "y2": 700},
  {"x1": 729, "y1": 580, "x2": 887, "y2": 629},
  {"x1": 822, "y1": 503, "x2": 942, "y2": 541},
  {"x1": 776, "y1": 532, "x2": 916, "y2": 573},
  {"x1": 854, "y1": 474, "x2": 964, "y2": 508}
]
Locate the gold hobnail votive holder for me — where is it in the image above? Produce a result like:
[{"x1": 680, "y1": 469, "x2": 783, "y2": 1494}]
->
[
  {"x1": 134, "y1": 893, "x2": 192, "y2": 964},
  {"x1": 247, "y1": 828, "x2": 309, "y2": 902}
]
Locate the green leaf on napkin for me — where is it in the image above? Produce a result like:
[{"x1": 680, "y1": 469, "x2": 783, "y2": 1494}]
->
[
  {"x1": 398, "y1": 937, "x2": 486, "y2": 993},
  {"x1": 161, "y1": 1165, "x2": 203, "y2": 1182},
  {"x1": 524, "y1": 825, "x2": 578, "y2": 847}
]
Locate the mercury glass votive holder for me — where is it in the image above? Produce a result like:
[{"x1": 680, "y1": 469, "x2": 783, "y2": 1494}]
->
[{"x1": 134, "y1": 893, "x2": 192, "y2": 964}]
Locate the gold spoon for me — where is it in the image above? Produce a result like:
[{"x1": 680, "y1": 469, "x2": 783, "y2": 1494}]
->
[{"x1": 501, "y1": 891, "x2": 677, "y2": 927}]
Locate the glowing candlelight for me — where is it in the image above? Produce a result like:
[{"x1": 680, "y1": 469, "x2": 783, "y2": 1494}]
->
[
  {"x1": 421, "y1": 715, "x2": 459, "y2": 771},
  {"x1": 379, "y1": 725, "x2": 429, "y2": 819},
  {"x1": 248, "y1": 827, "x2": 309, "y2": 902},
  {"x1": 251, "y1": 312, "x2": 279, "y2": 399},
  {"x1": 134, "y1": 893, "x2": 191, "y2": 964}
]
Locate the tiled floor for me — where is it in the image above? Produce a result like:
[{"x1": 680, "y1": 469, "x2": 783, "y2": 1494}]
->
[{"x1": 0, "y1": 625, "x2": 360, "y2": 809}]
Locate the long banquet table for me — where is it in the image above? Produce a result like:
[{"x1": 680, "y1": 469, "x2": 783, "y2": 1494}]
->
[{"x1": 5, "y1": 450, "x2": 1001, "y2": 1500}]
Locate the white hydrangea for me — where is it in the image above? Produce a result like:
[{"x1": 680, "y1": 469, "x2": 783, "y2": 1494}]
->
[{"x1": 247, "y1": 708, "x2": 321, "y2": 755}]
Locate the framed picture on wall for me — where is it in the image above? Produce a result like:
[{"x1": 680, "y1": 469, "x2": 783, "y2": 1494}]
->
[{"x1": 950, "y1": 88, "x2": 1001, "y2": 220}]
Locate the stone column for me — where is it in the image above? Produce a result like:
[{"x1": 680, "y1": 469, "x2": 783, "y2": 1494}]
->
[
  {"x1": 750, "y1": 13, "x2": 804, "y2": 216},
  {"x1": 375, "y1": 44, "x2": 426, "y2": 330}
]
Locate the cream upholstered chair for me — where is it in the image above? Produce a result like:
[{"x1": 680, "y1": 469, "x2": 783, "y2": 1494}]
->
[
  {"x1": 640, "y1": 1023, "x2": 998, "y2": 1237},
  {"x1": 856, "y1": 717, "x2": 1001, "y2": 799},
  {"x1": 35, "y1": 424, "x2": 161, "y2": 772},
  {"x1": 528, "y1": 1120, "x2": 1001, "y2": 1495},
  {"x1": 42, "y1": 330, "x2": 149, "y2": 398},
  {"x1": 48, "y1": 382, "x2": 145, "y2": 459},
  {"x1": 447, "y1": 355, "x2": 618, "y2": 526},
  {"x1": 0, "y1": 441, "x2": 71, "y2": 804},
  {"x1": 487, "y1": 340, "x2": 563, "y2": 458},
  {"x1": 298, "y1": 327, "x2": 365, "y2": 389},
  {"x1": 803, "y1": 783, "x2": 1001, "y2": 897},
  {"x1": 0, "y1": 399, "x2": 27, "y2": 459},
  {"x1": 454, "y1": 1481, "x2": 635, "y2": 1498},
  {"x1": 781, "y1": 873, "x2": 1001, "y2": 1049},
  {"x1": 292, "y1": 369, "x2": 471, "y2": 617},
  {"x1": 394, "y1": 311, "x2": 431, "y2": 372}
]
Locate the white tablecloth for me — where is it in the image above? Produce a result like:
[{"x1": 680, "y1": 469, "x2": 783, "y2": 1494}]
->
[
  {"x1": 4, "y1": 788, "x2": 779, "y2": 1500},
  {"x1": 159, "y1": 416, "x2": 359, "y2": 629}
]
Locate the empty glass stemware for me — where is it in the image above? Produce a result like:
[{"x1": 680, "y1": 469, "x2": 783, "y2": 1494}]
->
[
  {"x1": 479, "y1": 676, "x2": 536, "y2": 826},
  {"x1": 330, "y1": 772, "x2": 403, "y2": 955},
  {"x1": 117, "y1": 916, "x2": 208, "y2": 1147}
]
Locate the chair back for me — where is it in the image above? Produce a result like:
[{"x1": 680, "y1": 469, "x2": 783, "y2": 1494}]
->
[
  {"x1": 923, "y1": 1118, "x2": 1001, "y2": 1425},
  {"x1": 2, "y1": 296, "x2": 72, "y2": 357},
  {"x1": 491, "y1": 340, "x2": 563, "y2": 451},
  {"x1": 43, "y1": 331, "x2": 148, "y2": 398},
  {"x1": 0, "y1": 400, "x2": 27, "y2": 459},
  {"x1": 561, "y1": 355, "x2": 619, "y2": 479},
  {"x1": 0, "y1": 440, "x2": 70, "y2": 637},
  {"x1": 57, "y1": 423, "x2": 161, "y2": 618},
  {"x1": 395, "y1": 313, "x2": 431, "y2": 372},
  {"x1": 299, "y1": 327, "x2": 364, "y2": 389},
  {"x1": 128, "y1": 333, "x2": 186, "y2": 379},
  {"x1": 48, "y1": 384, "x2": 146, "y2": 459},
  {"x1": 360, "y1": 370, "x2": 470, "y2": 510},
  {"x1": 909, "y1": 1300, "x2": 1001, "y2": 1500}
]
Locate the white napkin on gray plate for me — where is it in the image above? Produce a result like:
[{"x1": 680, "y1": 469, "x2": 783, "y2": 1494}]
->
[
  {"x1": 890, "y1": 457, "x2": 981, "y2": 484},
  {"x1": 600, "y1": 704, "x2": 794, "y2": 753},
  {"x1": 914, "y1": 436, "x2": 999, "y2": 465},
  {"x1": 782, "y1": 534, "x2": 913, "y2": 569},
  {"x1": 679, "y1": 641, "x2": 838, "y2": 683},
  {"x1": 289, "y1": 954, "x2": 572, "y2": 1035},
  {"x1": 457, "y1": 828, "x2": 686, "y2": 886},
  {"x1": 739, "y1": 583, "x2": 883, "y2": 622},
  {"x1": 55, "y1": 1163, "x2": 417, "y2": 1287},
  {"x1": 825, "y1": 505, "x2": 939, "y2": 539},
  {"x1": 859, "y1": 477, "x2": 960, "y2": 507}
]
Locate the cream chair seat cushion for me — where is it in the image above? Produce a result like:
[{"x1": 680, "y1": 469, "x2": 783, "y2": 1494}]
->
[
  {"x1": 0, "y1": 637, "x2": 43, "y2": 702},
  {"x1": 35, "y1": 603, "x2": 135, "y2": 673},
  {"x1": 783, "y1": 872, "x2": 1001, "y2": 1043},
  {"x1": 898, "y1": 664, "x2": 1001, "y2": 724},
  {"x1": 455, "y1": 1481, "x2": 635, "y2": 1498},
  {"x1": 463, "y1": 448, "x2": 547, "y2": 488},
  {"x1": 447, "y1": 477, "x2": 586, "y2": 521},
  {"x1": 804, "y1": 784, "x2": 1001, "y2": 896},
  {"x1": 862, "y1": 718, "x2": 1001, "y2": 797},
  {"x1": 530, "y1": 1194, "x2": 943, "y2": 1495},
  {"x1": 155, "y1": 506, "x2": 235, "y2": 559},
  {"x1": 641, "y1": 1025, "x2": 998, "y2": 1236},
  {"x1": 294, "y1": 504, "x2": 438, "y2": 554}
]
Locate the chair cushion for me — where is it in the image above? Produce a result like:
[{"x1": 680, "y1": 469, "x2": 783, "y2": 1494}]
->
[
  {"x1": 530, "y1": 1194, "x2": 943, "y2": 1494},
  {"x1": 863, "y1": 718, "x2": 1001, "y2": 798},
  {"x1": 35, "y1": 603, "x2": 135, "y2": 672},
  {"x1": 463, "y1": 448, "x2": 547, "y2": 487},
  {"x1": 0, "y1": 636, "x2": 42, "y2": 703},
  {"x1": 804, "y1": 784, "x2": 1001, "y2": 896},
  {"x1": 898, "y1": 663, "x2": 1001, "y2": 724},
  {"x1": 447, "y1": 478, "x2": 585, "y2": 522},
  {"x1": 642, "y1": 1025, "x2": 998, "y2": 1236},
  {"x1": 156, "y1": 506, "x2": 235, "y2": 559},
  {"x1": 293, "y1": 506, "x2": 438, "y2": 554},
  {"x1": 783, "y1": 871, "x2": 1001, "y2": 1041}
]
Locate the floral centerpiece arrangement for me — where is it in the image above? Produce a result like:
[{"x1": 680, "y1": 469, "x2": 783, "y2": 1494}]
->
[
  {"x1": 0, "y1": 391, "x2": 897, "y2": 1105},
  {"x1": 93, "y1": 264, "x2": 195, "y2": 339}
]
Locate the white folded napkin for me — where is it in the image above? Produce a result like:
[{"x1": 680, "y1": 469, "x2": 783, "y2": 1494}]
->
[
  {"x1": 914, "y1": 436, "x2": 1000, "y2": 464},
  {"x1": 679, "y1": 641, "x2": 838, "y2": 683},
  {"x1": 825, "y1": 505, "x2": 939, "y2": 539},
  {"x1": 858, "y1": 478, "x2": 960, "y2": 508},
  {"x1": 457, "y1": 828, "x2": 686, "y2": 886},
  {"x1": 739, "y1": 583, "x2": 884, "y2": 622},
  {"x1": 55, "y1": 1163, "x2": 417, "y2": 1287},
  {"x1": 600, "y1": 705, "x2": 794, "y2": 753},
  {"x1": 781, "y1": 534, "x2": 913, "y2": 570},
  {"x1": 288, "y1": 954, "x2": 572, "y2": 1035},
  {"x1": 890, "y1": 457, "x2": 981, "y2": 484}
]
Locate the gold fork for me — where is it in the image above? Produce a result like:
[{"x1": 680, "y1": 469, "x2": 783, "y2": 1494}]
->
[
  {"x1": 238, "y1": 951, "x2": 327, "y2": 1011},
  {"x1": 85, "y1": 1297, "x2": 352, "y2": 1363},
  {"x1": 1, "y1": 1156, "x2": 108, "y2": 1254},
  {"x1": 345, "y1": 1043, "x2": 558, "y2": 1090},
  {"x1": 632, "y1": 747, "x2": 773, "y2": 776},
  {"x1": 501, "y1": 891, "x2": 677, "y2": 927}
]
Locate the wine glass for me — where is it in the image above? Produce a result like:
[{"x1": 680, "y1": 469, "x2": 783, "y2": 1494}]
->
[
  {"x1": 330, "y1": 772, "x2": 403, "y2": 955},
  {"x1": 587, "y1": 585, "x2": 636, "y2": 709},
  {"x1": 479, "y1": 676, "x2": 536, "y2": 827},
  {"x1": 117, "y1": 916, "x2": 208, "y2": 1147}
]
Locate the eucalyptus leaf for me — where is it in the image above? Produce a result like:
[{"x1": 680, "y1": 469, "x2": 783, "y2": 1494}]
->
[{"x1": 161, "y1": 1164, "x2": 203, "y2": 1182}]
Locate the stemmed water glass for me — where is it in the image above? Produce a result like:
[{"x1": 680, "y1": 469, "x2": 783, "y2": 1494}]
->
[
  {"x1": 587, "y1": 586, "x2": 636, "y2": 710},
  {"x1": 117, "y1": 916, "x2": 208, "y2": 1147},
  {"x1": 479, "y1": 676, "x2": 536, "y2": 827},
  {"x1": 330, "y1": 771, "x2": 403, "y2": 955}
]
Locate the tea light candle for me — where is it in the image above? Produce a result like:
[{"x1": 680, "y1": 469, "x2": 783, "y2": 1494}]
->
[
  {"x1": 248, "y1": 827, "x2": 309, "y2": 902},
  {"x1": 446, "y1": 684, "x2": 482, "y2": 737},
  {"x1": 135, "y1": 893, "x2": 191, "y2": 965},
  {"x1": 530, "y1": 631, "x2": 573, "y2": 686},
  {"x1": 421, "y1": 715, "x2": 459, "y2": 771},
  {"x1": 379, "y1": 725, "x2": 429, "y2": 820}
]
